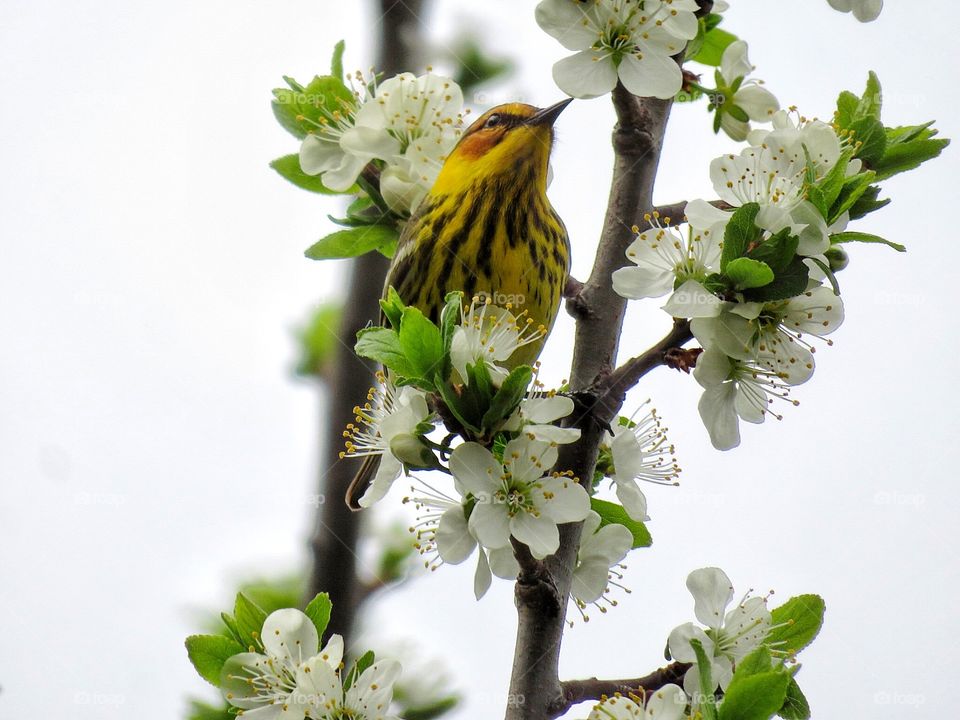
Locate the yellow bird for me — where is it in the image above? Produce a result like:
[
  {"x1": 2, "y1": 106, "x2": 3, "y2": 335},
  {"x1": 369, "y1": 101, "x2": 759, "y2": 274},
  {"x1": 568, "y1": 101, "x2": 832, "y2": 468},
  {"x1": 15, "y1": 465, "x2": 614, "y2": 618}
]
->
[{"x1": 346, "y1": 99, "x2": 572, "y2": 509}]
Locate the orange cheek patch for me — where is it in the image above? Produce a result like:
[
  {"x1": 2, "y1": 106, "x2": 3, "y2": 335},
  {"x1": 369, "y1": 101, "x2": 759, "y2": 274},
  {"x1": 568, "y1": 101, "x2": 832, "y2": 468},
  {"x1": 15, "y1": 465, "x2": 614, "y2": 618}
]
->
[{"x1": 455, "y1": 130, "x2": 502, "y2": 160}]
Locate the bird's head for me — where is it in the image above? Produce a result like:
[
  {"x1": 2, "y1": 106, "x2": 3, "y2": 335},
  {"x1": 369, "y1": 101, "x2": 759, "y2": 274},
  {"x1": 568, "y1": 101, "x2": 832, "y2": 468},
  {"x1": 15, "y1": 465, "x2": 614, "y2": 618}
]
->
[{"x1": 430, "y1": 99, "x2": 572, "y2": 196}]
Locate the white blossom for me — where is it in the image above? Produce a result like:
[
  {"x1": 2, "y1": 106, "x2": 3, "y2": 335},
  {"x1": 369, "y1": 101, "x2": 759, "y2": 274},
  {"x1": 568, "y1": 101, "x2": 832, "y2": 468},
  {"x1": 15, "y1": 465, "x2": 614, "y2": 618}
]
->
[
  {"x1": 667, "y1": 567, "x2": 772, "y2": 697},
  {"x1": 536, "y1": 0, "x2": 699, "y2": 100},
  {"x1": 296, "y1": 656, "x2": 402, "y2": 720},
  {"x1": 716, "y1": 40, "x2": 779, "y2": 141},
  {"x1": 450, "y1": 437, "x2": 590, "y2": 559},
  {"x1": 220, "y1": 608, "x2": 342, "y2": 718},
  {"x1": 693, "y1": 347, "x2": 797, "y2": 450},
  {"x1": 586, "y1": 684, "x2": 688, "y2": 720},
  {"x1": 607, "y1": 405, "x2": 680, "y2": 521},
  {"x1": 342, "y1": 374, "x2": 432, "y2": 507},
  {"x1": 827, "y1": 0, "x2": 882, "y2": 22},
  {"x1": 502, "y1": 394, "x2": 582, "y2": 444},
  {"x1": 571, "y1": 510, "x2": 632, "y2": 607},
  {"x1": 612, "y1": 203, "x2": 727, "y2": 302},
  {"x1": 451, "y1": 297, "x2": 545, "y2": 386}
]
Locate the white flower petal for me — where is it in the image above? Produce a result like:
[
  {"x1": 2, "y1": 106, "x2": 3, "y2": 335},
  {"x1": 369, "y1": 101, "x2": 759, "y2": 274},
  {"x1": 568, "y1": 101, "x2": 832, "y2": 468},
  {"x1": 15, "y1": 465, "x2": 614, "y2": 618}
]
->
[
  {"x1": 618, "y1": 52, "x2": 682, "y2": 100},
  {"x1": 469, "y1": 501, "x2": 512, "y2": 550},
  {"x1": 262, "y1": 608, "x2": 319, "y2": 665},
  {"x1": 720, "y1": 40, "x2": 752, "y2": 84},
  {"x1": 687, "y1": 567, "x2": 734, "y2": 630},
  {"x1": 553, "y1": 50, "x2": 619, "y2": 99},
  {"x1": 698, "y1": 383, "x2": 741, "y2": 450},
  {"x1": 450, "y1": 442, "x2": 500, "y2": 496},
  {"x1": 615, "y1": 479, "x2": 649, "y2": 522},
  {"x1": 662, "y1": 280, "x2": 722, "y2": 319},
  {"x1": 436, "y1": 506, "x2": 477, "y2": 564},
  {"x1": 474, "y1": 548, "x2": 493, "y2": 599},
  {"x1": 511, "y1": 511, "x2": 560, "y2": 559},
  {"x1": 613, "y1": 265, "x2": 676, "y2": 300},
  {"x1": 534, "y1": 0, "x2": 598, "y2": 50},
  {"x1": 645, "y1": 683, "x2": 688, "y2": 720},
  {"x1": 538, "y1": 476, "x2": 591, "y2": 523},
  {"x1": 735, "y1": 84, "x2": 779, "y2": 121}
]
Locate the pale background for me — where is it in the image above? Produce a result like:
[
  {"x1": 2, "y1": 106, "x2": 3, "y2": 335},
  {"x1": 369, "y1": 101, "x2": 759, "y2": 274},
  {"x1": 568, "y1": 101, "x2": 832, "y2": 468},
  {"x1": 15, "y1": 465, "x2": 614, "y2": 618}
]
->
[{"x1": 1, "y1": 1, "x2": 957, "y2": 718}]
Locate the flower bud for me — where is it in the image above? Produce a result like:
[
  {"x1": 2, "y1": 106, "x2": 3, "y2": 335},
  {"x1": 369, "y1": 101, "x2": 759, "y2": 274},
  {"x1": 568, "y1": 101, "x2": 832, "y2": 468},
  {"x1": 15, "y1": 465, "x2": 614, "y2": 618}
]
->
[{"x1": 825, "y1": 246, "x2": 850, "y2": 272}]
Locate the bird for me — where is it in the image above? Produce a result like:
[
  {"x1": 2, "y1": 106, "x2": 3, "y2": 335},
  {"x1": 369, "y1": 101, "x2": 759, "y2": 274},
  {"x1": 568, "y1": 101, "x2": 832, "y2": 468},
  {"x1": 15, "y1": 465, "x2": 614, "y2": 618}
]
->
[{"x1": 346, "y1": 99, "x2": 573, "y2": 509}]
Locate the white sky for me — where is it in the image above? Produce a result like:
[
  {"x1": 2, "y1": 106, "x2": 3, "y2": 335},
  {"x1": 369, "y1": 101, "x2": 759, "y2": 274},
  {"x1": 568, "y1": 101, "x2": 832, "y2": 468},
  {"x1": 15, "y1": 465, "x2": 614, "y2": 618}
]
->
[{"x1": 1, "y1": 1, "x2": 958, "y2": 718}]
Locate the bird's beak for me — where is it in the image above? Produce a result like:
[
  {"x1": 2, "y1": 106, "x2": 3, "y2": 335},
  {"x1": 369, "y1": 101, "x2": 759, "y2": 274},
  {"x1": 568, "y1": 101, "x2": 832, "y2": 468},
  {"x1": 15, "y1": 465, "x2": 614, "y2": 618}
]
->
[{"x1": 527, "y1": 98, "x2": 573, "y2": 127}]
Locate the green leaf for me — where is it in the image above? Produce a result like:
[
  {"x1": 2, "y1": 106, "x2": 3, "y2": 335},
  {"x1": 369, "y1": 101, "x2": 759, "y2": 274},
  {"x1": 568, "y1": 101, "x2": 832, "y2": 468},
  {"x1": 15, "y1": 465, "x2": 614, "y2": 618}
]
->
[
  {"x1": 690, "y1": 638, "x2": 719, "y2": 720},
  {"x1": 590, "y1": 497, "x2": 651, "y2": 548},
  {"x1": 306, "y1": 225, "x2": 399, "y2": 260},
  {"x1": 808, "y1": 257, "x2": 841, "y2": 296},
  {"x1": 721, "y1": 203, "x2": 762, "y2": 270},
  {"x1": 435, "y1": 380, "x2": 481, "y2": 434},
  {"x1": 481, "y1": 365, "x2": 533, "y2": 432},
  {"x1": 693, "y1": 26, "x2": 738, "y2": 66},
  {"x1": 399, "y1": 307, "x2": 444, "y2": 385},
  {"x1": 830, "y1": 230, "x2": 905, "y2": 252},
  {"x1": 330, "y1": 40, "x2": 345, "y2": 81},
  {"x1": 439, "y1": 291, "x2": 463, "y2": 380},
  {"x1": 767, "y1": 594, "x2": 826, "y2": 658},
  {"x1": 355, "y1": 327, "x2": 416, "y2": 377},
  {"x1": 846, "y1": 184, "x2": 890, "y2": 220},
  {"x1": 725, "y1": 257, "x2": 774, "y2": 290},
  {"x1": 829, "y1": 172, "x2": 876, "y2": 224},
  {"x1": 328, "y1": 196, "x2": 392, "y2": 228},
  {"x1": 719, "y1": 670, "x2": 790, "y2": 720},
  {"x1": 746, "y1": 228, "x2": 798, "y2": 274},
  {"x1": 344, "y1": 650, "x2": 375, "y2": 692},
  {"x1": 219, "y1": 611, "x2": 244, "y2": 646},
  {"x1": 874, "y1": 137, "x2": 949, "y2": 181},
  {"x1": 400, "y1": 695, "x2": 460, "y2": 720},
  {"x1": 187, "y1": 699, "x2": 234, "y2": 720},
  {"x1": 779, "y1": 677, "x2": 812, "y2": 720},
  {"x1": 807, "y1": 149, "x2": 852, "y2": 217},
  {"x1": 185, "y1": 634, "x2": 245, "y2": 686},
  {"x1": 465, "y1": 360, "x2": 495, "y2": 407},
  {"x1": 270, "y1": 154, "x2": 342, "y2": 194},
  {"x1": 380, "y1": 286, "x2": 406, "y2": 329},
  {"x1": 735, "y1": 646, "x2": 774, "y2": 677},
  {"x1": 849, "y1": 116, "x2": 887, "y2": 165},
  {"x1": 304, "y1": 593, "x2": 332, "y2": 640},
  {"x1": 271, "y1": 75, "x2": 355, "y2": 139},
  {"x1": 743, "y1": 258, "x2": 809, "y2": 303},
  {"x1": 834, "y1": 90, "x2": 859, "y2": 128},
  {"x1": 856, "y1": 71, "x2": 883, "y2": 121},
  {"x1": 234, "y1": 593, "x2": 267, "y2": 650}
]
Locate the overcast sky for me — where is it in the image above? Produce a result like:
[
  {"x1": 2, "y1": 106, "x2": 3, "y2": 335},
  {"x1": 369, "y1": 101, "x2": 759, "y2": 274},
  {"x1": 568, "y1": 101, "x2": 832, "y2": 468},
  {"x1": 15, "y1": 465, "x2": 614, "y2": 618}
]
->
[{"x1": 1, "y1": 1, "x2": 958, "y2": 718}]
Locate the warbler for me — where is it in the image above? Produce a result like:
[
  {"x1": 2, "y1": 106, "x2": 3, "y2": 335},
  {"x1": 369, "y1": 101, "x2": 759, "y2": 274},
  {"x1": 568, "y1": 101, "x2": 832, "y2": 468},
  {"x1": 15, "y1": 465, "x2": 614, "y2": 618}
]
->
[{"x1": 346, "y1": 99, "x2": 572, "y2": 509}]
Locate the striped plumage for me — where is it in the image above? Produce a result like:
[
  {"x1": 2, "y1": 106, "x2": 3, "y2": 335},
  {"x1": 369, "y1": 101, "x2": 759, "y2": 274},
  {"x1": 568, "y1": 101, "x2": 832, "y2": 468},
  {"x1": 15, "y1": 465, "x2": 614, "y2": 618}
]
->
[
  {"x1": 346, "y1": 99, "x2": 572, "y2": 508},
  {"x1": 387, "y1": 100, "x2": 571, "y2": 366}
]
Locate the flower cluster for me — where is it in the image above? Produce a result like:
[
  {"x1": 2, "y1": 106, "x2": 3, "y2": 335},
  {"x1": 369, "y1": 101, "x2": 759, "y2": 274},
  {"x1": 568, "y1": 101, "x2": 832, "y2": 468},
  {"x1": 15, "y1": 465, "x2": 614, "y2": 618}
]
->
[
  {"x1": 220, "y1": 608, "x2": 401, "y2": 720},
  {"x1": 615, "y1": 112, "x2": 852, "y2": 448},
  {"x1": 536, "y1": 0, "x2": 701, "y2": 99},
  {"x1": 299, "y1": 71, "x2": 465, "y2": 214},
  {"x1": 666, "y1": 567, "x2": 775, "y2": 696}
]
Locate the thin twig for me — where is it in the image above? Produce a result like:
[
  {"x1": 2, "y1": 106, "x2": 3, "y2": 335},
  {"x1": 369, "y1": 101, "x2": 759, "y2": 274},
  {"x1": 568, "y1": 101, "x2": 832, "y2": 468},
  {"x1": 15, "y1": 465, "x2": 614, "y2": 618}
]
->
[{"x1": 557, "y1": 663, "x2": 691, "y2": 714}]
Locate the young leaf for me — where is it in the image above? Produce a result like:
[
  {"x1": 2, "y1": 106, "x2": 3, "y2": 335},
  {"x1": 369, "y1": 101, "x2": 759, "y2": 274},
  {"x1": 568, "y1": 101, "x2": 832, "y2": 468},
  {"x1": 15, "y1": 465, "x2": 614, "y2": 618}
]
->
[
  {"x1": 344, "y1": 650, "x2": 376, "y2": 692},
  {"x1": 830, "y1": 231, "x2": 905, "y2": 252},
  {"x1": 270, "y1": 154, "x2": 342, "y2": 195},
  {"x1": 735, "y1": 646, "x2": 774, "y2": 677},
  {"x1": 355, "y1": 327, "x2": 416, "y2": 377},
  {"x1": 590, "y1": 497, "x2": 651, "y2": 548},
  {"x1": 304, "y1": 593, "x2": 332, "y2": 640},
  {"x1": 399, "y1": 307, "x2": 444, "y2": 385},
  {"x1": 219, "y1": 612, "x2": 244, "y2": 646},
  {"x1": 767, "y1": 594, "x2": 826, "y2": 658},
  {"x1": 690, "y1": 638, "x2": 719, "y2": 720},
  {"x1": 693, "y1": 26, "x2": 738, "y2": 66},
  {"x1": 856, "y1": 71, "x2": 883, "y2": 121},
  {"x1": 721, "y1": 203, "x2": 762, "y2": 270},
  {"x1": 380, "y1": 286, "x2": 406, "y2": 329},
  {"x1": 185, "y1": 634, "x2": 245, "y2": 687},
  {"x1": 743, "y1": 258, "x2": 809, "y2": 302},
  {"x1": 873, "y1": 137, "x2": 949, "y2": 181},
  {"x1": 724, "y1": 257, "x2": 774, "y2": 290},
  {"x1": 846, "y1": 184, "x2": 890, "y2": 220},
  {"x1": 234, "y1": 593, "x2": 267, "y2": 650},
  {"x1": 306, "y1": 225, "x2": 399, "y2": 260},
  {"x1": 330, "y1": 40, "x2": 345, "y2": 81},
  {"x1": 779, "y1": 677, "x2": 812, "y2": 720},
  {"x1": 829, "y1": 172, "x2": 876, "y2": 225},
  {"x1": 718, "y1": 670, "x2": 790, "y2": 720},
  {"x1": 848, "y1": 116, "x2": 887, "y2": 165},
  {"x1": 481, "y1": 365, "x2": 533, "y2": 432},
  {"x1": 834, "y1": 90, "x2": 859, "y2": 128},
  {"x1": 746, "y1": 229, "x2": 798, "y2": 274},
  {"x1": 271, "y1": 75, "x2": 354, "y2": 139},
  {"x1": 439, "y1": 291, "x2": 463, "y2": 379}
]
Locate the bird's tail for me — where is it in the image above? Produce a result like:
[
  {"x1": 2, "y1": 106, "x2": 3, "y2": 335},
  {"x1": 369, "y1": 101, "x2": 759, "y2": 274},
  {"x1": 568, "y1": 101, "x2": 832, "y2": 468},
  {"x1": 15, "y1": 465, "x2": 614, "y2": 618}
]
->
[{"x1": 345, "y1": 454, "x2": 381, "y2": 511}]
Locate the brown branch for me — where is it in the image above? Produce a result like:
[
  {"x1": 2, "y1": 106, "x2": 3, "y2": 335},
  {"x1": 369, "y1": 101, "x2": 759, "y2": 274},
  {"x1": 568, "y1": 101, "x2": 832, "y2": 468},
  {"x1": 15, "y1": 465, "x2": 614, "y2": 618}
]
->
[
  {"x1": 557, "y1": 663, "x2": 691, "y2": 713},
  {"x1": 504, "y1": 82, "x2": 676, "y2": 720},
  {"x1": 645, "y1": 198, "x2": 733, "y2": 226},
  {"x1": 303, "y1": 0, "x2": 427, "y2": 645}
]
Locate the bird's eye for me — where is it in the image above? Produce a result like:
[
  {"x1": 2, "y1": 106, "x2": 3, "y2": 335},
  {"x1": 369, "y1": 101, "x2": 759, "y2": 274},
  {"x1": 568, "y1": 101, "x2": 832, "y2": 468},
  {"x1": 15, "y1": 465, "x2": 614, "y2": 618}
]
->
[{"x1": 484, "y1": 113, "x2": 502, "y2": 129}]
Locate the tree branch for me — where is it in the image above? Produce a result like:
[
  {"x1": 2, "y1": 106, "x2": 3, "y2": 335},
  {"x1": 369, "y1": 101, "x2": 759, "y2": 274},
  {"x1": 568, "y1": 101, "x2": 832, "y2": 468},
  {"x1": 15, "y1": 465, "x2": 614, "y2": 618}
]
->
[
  {"x1": 505, "y1": 83, "x2": 676, "y2": 720},
  {"x1": 557, "y1": 663, "x2": 691, "y2": 713},
  {"x1": 304, "y1": 0, "x2": 427, "y2": 645}
]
